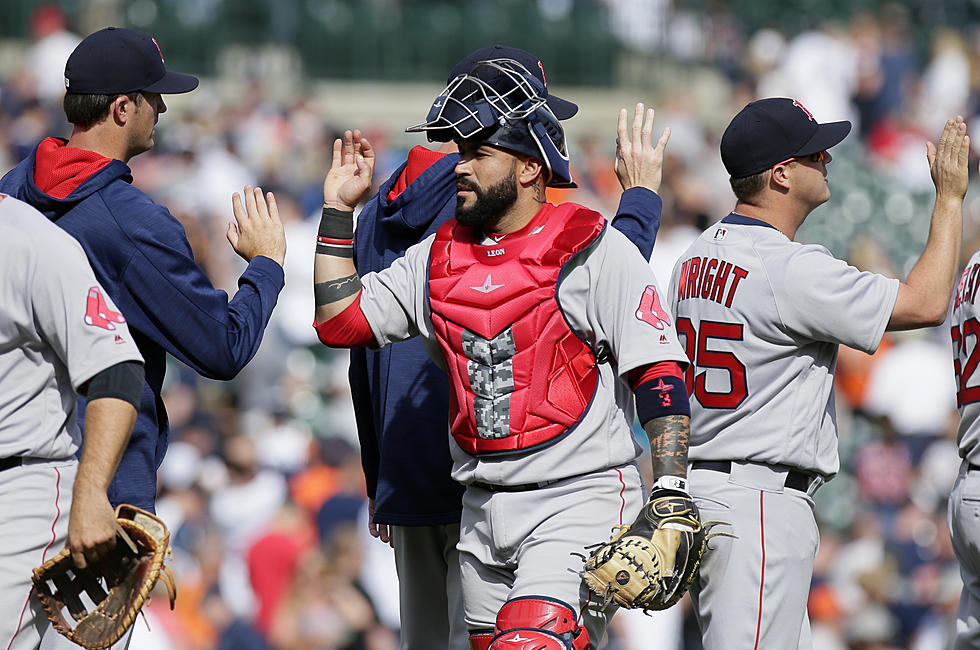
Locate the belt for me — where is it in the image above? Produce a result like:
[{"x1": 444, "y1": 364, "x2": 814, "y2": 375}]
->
[
  {"x1": 470, "y1": 478, "x2": 562, "y2": 493},
  {"x1": 0, "y1": 457, "x2": 24, "y2": 472},
  {"x1": 691, "y1": 460, "x2": 814, "y2": 492},
  {"x1": 969, "y1": 463, "x2": 980, "y2": 473}
]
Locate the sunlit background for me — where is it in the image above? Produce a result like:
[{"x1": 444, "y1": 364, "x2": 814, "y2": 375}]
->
[{"x1": 2, "y1": 1, "x2": 978, "y2": 648}]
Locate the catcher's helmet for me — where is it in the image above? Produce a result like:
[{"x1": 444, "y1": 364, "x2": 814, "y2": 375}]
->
[{"x1": 407, "y1": 59, "x2": 575, "y2": 188}]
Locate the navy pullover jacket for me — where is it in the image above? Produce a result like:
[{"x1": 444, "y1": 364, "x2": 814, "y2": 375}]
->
[
  {"x1": 351, "y1": 149, "x2": 662, "y2": 526},
  {"x1": 0, "y1": 139, "x2": 284, "y2": 511}
]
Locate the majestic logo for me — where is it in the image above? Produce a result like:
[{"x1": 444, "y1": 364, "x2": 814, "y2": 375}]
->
[
  {"x1": 471, "y1": 274, "x2": 504, "y2": 294},
  {"x1": 635, "y1": 285, "x2": 671, "y2": 330},
  {"x1": 792, "y1": 100, "x2": 815, "y2": 121},
  {"x1": 85, "y1": 287, "x2": 126, "y2": 331}
]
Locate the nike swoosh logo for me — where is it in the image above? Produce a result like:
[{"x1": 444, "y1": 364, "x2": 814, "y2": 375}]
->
[{"x1": 471, "y1": 273, "x2": 504, "y2": 293}]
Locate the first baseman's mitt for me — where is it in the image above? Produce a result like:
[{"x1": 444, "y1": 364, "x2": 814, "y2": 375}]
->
[
  {"x1": 32, "y1": 504, "x2": 177, "y2": 650},
  {"x1": 583, "y1": 485, "x2": 724, "y2": 611}
]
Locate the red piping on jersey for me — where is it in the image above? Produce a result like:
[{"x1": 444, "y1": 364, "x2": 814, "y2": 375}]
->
[
  {"x1": 8, "y1": 467, "x2": 63, "y2": 650},
  {"x1": 754, "y1": 490, "x2": 765, "y2": 650},
  {"x1": 313, "y1": 294, "x2": 375, "y2": 348},
  {"x1": 627, "y1": 361, "x2": 684, "y2": 391},
  {"x1": 615, "y1": 467, "x2": 627, "y2": 524},
  {"x1": 33, "y1": 137, "x2": 113, "y2": 199},
  {"x1": 387, "y1": 146, "x2": 449, "y2": 202}
]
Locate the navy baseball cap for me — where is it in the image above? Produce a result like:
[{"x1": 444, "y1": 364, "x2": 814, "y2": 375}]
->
[
  {"x1": 449, "y1": 45, "x2": 578, "y2": 120},
  {"x1": 65, "y1": 27, "x2": 199, "y2": 95},
  {"x1": 721, "y1": 98, "x2": 851, "y2": 178}
]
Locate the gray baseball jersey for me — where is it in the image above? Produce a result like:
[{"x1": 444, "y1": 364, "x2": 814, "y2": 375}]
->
[
  {"x1": 952, "y1": 250, "x2": 980, "y2": 463},
  {"x1": 668, "y1": 213, "x2": 898, "y2": 477},
  {"x1": 358, "y1": 220, "x2": 688, "y2": 485},
  {"x1": 0, "y1": 195, "x2": 142, "y2": 458},
  {"x1": 355, "y1": 207, "x2": 687, "y2": 640},
  {"x1": 668, "y1": 212, "x2": 898, "y2": 650},
  {"x1": 948, "y1": 249, "x2": 980, "y2": 649},
  {"x1": 0, "y1": 194, "x2": 142, "y2": 650}
]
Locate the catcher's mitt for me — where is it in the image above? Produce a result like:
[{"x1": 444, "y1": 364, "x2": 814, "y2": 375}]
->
[
  {"x1": 32, "y1": 504, "x2": 176, "y2": 650},
  {"x1": 583, "y1": 485, "x2": 723, "y2": 611}
]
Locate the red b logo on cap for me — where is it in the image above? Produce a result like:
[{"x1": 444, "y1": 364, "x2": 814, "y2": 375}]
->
[
  {"x1": 793, "y1": 100, "x2": 815, "y2": 121},
  {"x1": 151, "y1": 37, "x2": 165, "y2": 62}
]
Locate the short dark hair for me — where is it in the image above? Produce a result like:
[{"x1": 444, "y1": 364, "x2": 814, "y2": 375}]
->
[
  {"x1": 729, "y1": 170, "x2": 768, "y2": 203},
  {"x1": 63, "y1": 91, "x2": 142, "y2": 129}
]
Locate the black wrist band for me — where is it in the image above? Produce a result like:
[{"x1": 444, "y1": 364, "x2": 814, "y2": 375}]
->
[{"x1": 319, "y1": 206, "x2": 354, "y2": 240}]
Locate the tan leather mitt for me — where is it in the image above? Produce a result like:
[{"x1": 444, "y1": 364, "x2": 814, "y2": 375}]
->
[
  {"x1": 583, "y1": 490, "x2": 710, "y2": 611},
  {"x1": 32, "y1": 504, "x2": 176, "y2": 649}
]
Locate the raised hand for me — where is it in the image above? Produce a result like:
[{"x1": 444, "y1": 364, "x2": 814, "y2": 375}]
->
[
  {"x1": 228, "y1": 185, "x2": 287, "y2": 266},
  {"x1": 615, "y1": 102, "x2": 671, "y2": 194},
  {"x1": 927, "y1": 116, "x2": 970, "y2": 201},
  {"x1": 323, "y1": 129, "x2": 376, "y2": 212}
]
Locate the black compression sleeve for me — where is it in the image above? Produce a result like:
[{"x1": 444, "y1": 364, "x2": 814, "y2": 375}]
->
[{"x1": 83, "y1": 360, "x2": 144, "y2": 410}]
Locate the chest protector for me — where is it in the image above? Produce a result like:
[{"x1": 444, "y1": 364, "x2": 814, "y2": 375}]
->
[{"x1": 428, "y1": 202, "x2": 605, "y2": 456}]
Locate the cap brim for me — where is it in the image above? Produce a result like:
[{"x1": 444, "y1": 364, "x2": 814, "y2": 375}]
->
[
  {"x1": 547, "y1": 95, "x2": 577, "y2": 120},
  {"x1": 795, "y1": 120, "x2": 851, "y2": 157},
  {"x1": 143, "y1": 70, "x2": 199, "y2": 94}
]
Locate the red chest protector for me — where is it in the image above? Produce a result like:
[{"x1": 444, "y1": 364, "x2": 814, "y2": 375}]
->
[{"x1": 428, "y1": 202, "x2": 606, "y2": 456}]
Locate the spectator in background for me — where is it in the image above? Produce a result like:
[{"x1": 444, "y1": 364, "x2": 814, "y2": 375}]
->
[{"x1": 26, "y1": 4, "x2": 79, "y2": 105}]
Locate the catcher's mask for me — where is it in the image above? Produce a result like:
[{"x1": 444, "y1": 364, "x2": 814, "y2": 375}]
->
[{"x1": 406, "y1": 59, "x2": 575, "y2": 188}]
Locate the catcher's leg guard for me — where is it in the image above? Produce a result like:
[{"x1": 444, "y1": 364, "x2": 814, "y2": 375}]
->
[
  {"x1": 470, "y1": 629, "x2": 494, "y2": 650},
  {"x1": 488, "y1": 596, "x2": 589, "y2": 650}
]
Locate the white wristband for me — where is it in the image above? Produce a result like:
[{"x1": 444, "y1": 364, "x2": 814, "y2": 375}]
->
[{"x1": 651, "y1": 475, "x2": 689, "y2": 494}]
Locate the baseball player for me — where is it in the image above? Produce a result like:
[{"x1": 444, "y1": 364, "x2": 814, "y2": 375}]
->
[
  {"x1": 350, "y1": 45, "x2": 670, "y2": 650},
  {"x1": 947, "y1": 222, "x2": 980, "y2": 648},
  {"x1": 0, "y1": 194, "x2": 144, "y2": 650},
  {"x1": 312, "y1": 59, "x2": 693, "y2": 649},
  {"x1": 667, "y1": 98, "x2": 969, "y2": 650},
  {"x1": 0, "y1": 27, "x2": 286, "y2": 515}
]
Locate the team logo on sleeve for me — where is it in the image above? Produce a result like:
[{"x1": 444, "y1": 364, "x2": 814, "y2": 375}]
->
[
  {"x1": 85, "y1": 287, "x2": 126, "y2": 331},
  {"x1": 635, "y1": 285, "x2": 671, "y2": 330}
]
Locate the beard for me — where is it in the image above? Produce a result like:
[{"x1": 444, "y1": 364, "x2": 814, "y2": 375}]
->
[{"x1": 455, "y1": 166, "x2": 518, "y2": 226}]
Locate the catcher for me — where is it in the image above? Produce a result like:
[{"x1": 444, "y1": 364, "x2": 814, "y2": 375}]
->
[{"x1": 312, "y1": 57, "x2": 696, "y2": 649}]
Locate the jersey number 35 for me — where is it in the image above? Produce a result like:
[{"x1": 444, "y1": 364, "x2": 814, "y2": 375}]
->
[{"x1": 676, "y1": 317, "x2": 747, "y2": 409}]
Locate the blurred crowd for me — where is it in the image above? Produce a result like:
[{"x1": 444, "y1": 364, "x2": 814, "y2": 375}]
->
[{"x1": 6, "y1": 2, "x2": 980, "y2": 649}]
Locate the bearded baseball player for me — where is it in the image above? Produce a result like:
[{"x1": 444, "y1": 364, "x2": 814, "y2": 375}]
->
[
  {"x1": 351, "y1": 46, "x2": 670, "y2": 650},
  {"x1": 948, "y1": 217, "x2": 980, "y2": 648},
  {"x1": 311, "y1": 60, "x2": 693, "y2": 648},
  {"x1": 668, "y1": 99, "x2": 969, "y2": 649},
  {"x1": 0, "y1": 194, "x2": 144, "y2": 650}
]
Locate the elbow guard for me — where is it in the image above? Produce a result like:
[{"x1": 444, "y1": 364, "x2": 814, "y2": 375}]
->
[
  {"x1": 314, "y1": 294, "x2": 376, "y2": 348},
  {"x1": 83, "y1": 360, "x2": 144, "y2": 410}
]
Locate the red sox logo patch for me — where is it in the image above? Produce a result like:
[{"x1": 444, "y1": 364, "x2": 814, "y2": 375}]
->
[
  {"x1": 85, "y1": 287, "x2": 126, "y2": 331},
  {"x1": 635, "y1": 285, "x2": 671, "y2": 330}
]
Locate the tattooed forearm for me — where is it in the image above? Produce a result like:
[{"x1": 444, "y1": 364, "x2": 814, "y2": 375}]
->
[
  {"x1": 314, "y1": 273, "x2": 362, "y2": 305},
  {"x1": 644, "y1": 415, "x2": 690, "y2": 479}
]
